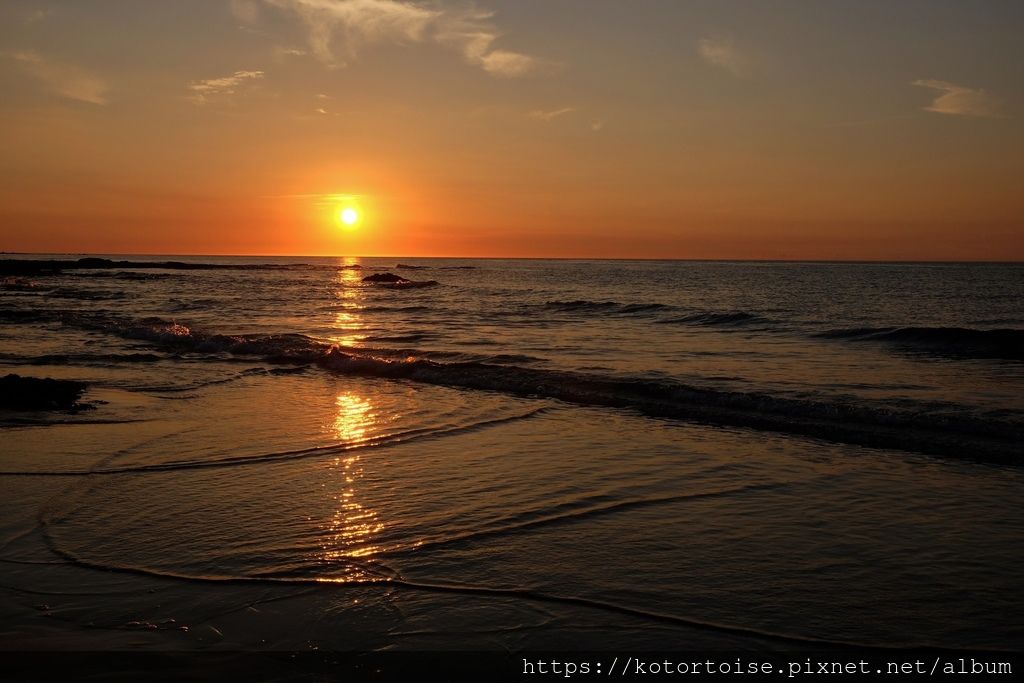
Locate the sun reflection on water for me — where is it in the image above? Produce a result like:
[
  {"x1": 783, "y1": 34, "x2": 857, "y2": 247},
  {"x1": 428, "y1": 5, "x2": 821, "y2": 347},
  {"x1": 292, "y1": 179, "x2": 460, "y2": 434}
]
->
[
  {"x1": 320, "y1": 392, "x2": 386, "y2": 574},
  {"x1": 332, "y1": 258, "x2": 367, "y2": 347}
]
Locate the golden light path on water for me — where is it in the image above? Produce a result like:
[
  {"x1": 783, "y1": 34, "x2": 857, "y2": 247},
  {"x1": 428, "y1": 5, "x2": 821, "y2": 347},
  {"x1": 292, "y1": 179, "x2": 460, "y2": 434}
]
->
[
  {"x1": 318, "y1": 393, "x2": 388, "y2": 579},
  {"x1": 331, "y1": 257, "x2": 368, "y2": 347},
  {"x1": 318, "y1": 264, "x2": 387, "y2": 579},
  {"x1": 328, "y1": 393, "x2": 385, "y2": 553}
]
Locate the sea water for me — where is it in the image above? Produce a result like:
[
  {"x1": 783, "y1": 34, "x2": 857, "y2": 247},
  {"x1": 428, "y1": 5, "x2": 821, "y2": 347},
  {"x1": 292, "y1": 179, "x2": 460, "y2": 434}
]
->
[{"x1": 1, "y1": 256, "x2": 1022, "y2": 650}]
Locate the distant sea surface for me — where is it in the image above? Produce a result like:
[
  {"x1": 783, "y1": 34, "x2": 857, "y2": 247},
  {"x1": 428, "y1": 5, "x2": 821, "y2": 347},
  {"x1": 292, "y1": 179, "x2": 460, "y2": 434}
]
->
[{"x1": 2, "y1": 256, "x2": 1022, "y2": 650}]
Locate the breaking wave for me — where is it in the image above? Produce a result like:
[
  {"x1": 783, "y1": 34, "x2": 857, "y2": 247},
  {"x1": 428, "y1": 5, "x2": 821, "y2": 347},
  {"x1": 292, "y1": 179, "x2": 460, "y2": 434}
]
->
[
  {"x1": 39, "y1": 314, "x2": 1024, "y2": 463},
  {"x1": 539, "y1": 301, "x2": 779, "y2": 328},
  {"x1": 816, "y1": 326, "x2": 1024, "y2": 361}
]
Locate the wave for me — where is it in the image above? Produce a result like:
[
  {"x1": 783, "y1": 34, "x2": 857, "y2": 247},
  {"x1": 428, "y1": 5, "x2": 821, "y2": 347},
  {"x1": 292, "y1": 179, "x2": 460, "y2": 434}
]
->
[
  {"x1": 618, "y1": 302, "x2": 673, "y2": 314},
  {"x1": 3, "y1": 407, "x2": 548, "y2": 477},
  {"x1": 540, "y1": 301, "x2": 778, "y2": 328},
  {"x1": 316, "y1": 352, "x2": 1020, "y2": 461},
  {"x1": 396, "y1": 264, "x2": 476, "y2": 271},
  {"x1": 481, "y1": 353, "x2": 546, "y2": 365},
  {"x1": 32, "y1": 550, "x2": 841, "y2": 647},
  {"x1": 46, "y1": 287, "x2": 128, "y2": 301},
  {"x1": 44, "y1": 314, "x2": 1024, "y2": 463},
  {"x1": 401, "y1": 482, "x2": 789, "y2": 555},
  {"x1": 544, "y1": 300, "x2": 672, "y2": 315},
  {"x1": 359, "y1": 305, "x2": 432, "y2": 313},
  {"x1": 167, "y1": 297, "x2": 223, "y2": 312},
  {"x1": 544, "y1": 300, "x2": 620, "y2": 311},
  {"x1": 126, "y1": 367, "x2": 278, "y2": 394},
  {"x1": 36, "y1": 522, "x2": 961, "y2": 649},
  {"x1": 0, "y1": 351, "x2": 165, "y2": 365},
  {"x1": 816, "y1": 326, "x2": 1024, "y2": 361},
  {"x1": 659, "y1": 311, "x2": 772, "y2": 327},
  {"x1": 0, "y1": 308, "x2": 65, "y2": 323},
  {"x1": 364, "y1": 333, "x2": 434, "y2": 343},
  {"x1": 68, "y1": 271, "x2": 180, "y2": 281}
]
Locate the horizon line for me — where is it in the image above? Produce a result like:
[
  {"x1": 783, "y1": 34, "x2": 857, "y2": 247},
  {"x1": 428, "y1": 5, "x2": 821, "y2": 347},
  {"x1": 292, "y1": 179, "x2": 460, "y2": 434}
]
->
[{"x1": 1, "y1": 251, "x2": 1022, "y2": 265}]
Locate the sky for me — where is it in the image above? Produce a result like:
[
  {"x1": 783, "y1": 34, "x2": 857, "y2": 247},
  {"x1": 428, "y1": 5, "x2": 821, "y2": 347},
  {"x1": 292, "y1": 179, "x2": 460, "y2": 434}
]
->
[{"x1": 0, "y1": 0, "x2": 1022, "y2": 259}]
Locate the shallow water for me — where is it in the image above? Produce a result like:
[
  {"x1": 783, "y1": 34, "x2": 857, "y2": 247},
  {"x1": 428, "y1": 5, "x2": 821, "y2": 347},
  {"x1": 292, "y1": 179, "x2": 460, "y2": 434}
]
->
[{"x1": 1, "y1": 257, "x2": 1022, "y2": 650}]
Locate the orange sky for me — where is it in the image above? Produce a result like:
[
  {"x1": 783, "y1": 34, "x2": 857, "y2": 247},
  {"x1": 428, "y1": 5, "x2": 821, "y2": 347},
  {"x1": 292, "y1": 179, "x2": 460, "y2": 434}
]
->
[{"x1": 1, "y1": 1, "x2": 1022, "y2": 259}]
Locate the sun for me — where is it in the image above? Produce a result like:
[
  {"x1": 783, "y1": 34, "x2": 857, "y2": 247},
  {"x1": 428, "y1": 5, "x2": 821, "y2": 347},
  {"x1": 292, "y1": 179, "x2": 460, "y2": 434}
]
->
[{"x1": 339, "y1": 207, "x2": 359, "y2": 226}]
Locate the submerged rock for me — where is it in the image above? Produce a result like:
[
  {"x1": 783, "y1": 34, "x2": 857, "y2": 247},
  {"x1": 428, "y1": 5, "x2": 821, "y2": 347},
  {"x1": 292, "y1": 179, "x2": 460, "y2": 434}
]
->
[
  {"x1": 362, "y1": 272, "x2": 440, "y2": 288},
  {"x1": 0, "y1": 374, "x2": 89, "y2": 411},
  {"x1": 362, "y1": 272, "x2": 408, "y2": 283}
]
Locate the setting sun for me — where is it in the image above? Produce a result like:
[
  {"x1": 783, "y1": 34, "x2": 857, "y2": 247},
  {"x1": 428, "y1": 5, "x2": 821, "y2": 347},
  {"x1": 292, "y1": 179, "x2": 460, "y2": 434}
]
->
[{"x1": 339, "y1": 207, "x2": 359, "y2": 227}]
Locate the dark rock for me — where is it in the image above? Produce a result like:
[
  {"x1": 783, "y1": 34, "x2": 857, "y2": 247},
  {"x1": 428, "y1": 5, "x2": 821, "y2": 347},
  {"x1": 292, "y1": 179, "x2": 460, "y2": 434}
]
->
[
  {"x1": 76, "y1": 257, "x2": 116, "y2": 268},
  {"x1": 362, "y1": 272, "x2": 409, "y2": 283},
  {"x1": 362, "y1": 272, "x2": 440, "y2": 288},
  {"x1": 0, "y1": 374, "x2": 89, "y2": 411}
]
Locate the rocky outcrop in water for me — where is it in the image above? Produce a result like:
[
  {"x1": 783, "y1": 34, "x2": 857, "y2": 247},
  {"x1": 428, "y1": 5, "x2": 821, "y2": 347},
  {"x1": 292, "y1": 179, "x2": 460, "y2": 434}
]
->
[
  {"x1": 0, "y1": 374, "x2": 90, "y2": 411},
  {"x1": 362, "y1": 272, "x2": 439, "y2": 288}
]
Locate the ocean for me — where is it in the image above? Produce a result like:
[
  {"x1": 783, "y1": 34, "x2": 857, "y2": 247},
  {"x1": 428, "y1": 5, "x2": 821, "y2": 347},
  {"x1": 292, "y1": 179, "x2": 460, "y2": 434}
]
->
[{"x1": 1, "y1": 256, "x2": 1022, "y2": 652}]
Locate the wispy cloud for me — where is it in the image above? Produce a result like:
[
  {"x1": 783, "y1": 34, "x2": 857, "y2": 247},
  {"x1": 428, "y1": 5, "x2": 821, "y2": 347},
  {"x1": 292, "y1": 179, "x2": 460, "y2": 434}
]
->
[
  {"x1": 528, "y1": 107, "x2": 573, "y2": 122},
  {"x1": 912, "y1": 79, "x2": 1002, "y2": 118},
  {"x1": 10, "y1": 51, "x2": 108, "y2": 104},
  {"x1": 262, "y1": 0, "x2": 541, "y2": 77},
  {"x1": 187, "y1": 70, "x2": 264, "y2": 104},
  {"x1": 697, "y1": 36, "x2": 746, "y2": 76}
]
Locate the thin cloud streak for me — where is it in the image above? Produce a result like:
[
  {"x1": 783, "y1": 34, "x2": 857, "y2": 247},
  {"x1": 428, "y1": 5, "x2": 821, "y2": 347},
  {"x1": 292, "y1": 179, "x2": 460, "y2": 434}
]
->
[
  {"x1": 10, "y1": 51, "x2": 109, "y2": 105},
  {"x1": 528, "y1": 107, "x2": 574, "y2": 121},
  {"x1": 262, "y1": 0, "x2": 541, "y2": 77},
  {"x1": 187, "y1": 70, "x2": 265, "y2": 104},
  {"x1": 912, "y1": 79, "x2": 1002, "y2": 118}
]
